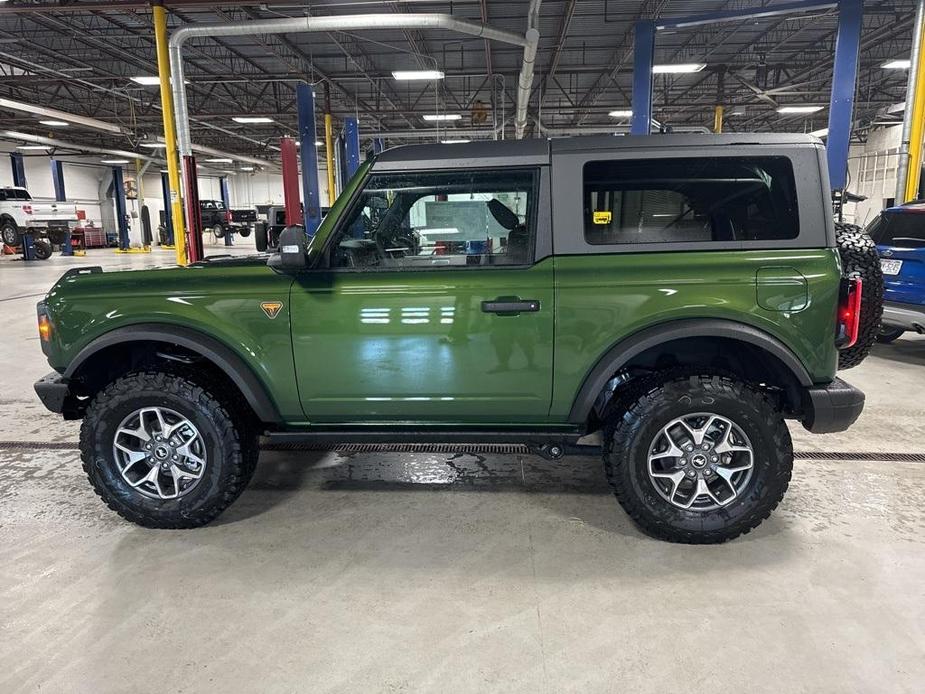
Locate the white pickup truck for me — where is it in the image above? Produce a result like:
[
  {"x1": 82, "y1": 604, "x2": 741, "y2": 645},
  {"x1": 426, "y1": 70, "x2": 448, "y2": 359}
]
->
[{"x1": 0, "y1": 186, "x2": 79, "y2": 246}]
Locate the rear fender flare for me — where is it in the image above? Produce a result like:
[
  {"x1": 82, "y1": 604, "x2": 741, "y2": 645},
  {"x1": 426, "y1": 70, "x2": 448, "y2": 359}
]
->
[{"x1": 567, "y1": 319, "x2": 814, "y2": 424}]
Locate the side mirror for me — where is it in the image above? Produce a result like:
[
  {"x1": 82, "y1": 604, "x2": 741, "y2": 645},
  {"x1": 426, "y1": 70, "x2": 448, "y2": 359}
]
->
[{"x1": 277, "y1": 225, "x2": 308, "y2": 271}]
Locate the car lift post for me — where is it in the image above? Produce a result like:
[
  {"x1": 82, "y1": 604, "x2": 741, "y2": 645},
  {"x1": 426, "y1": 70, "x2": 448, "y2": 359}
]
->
[
  {"x1": 344, "y1": 116, "x2": 361, "y2": 180},
  {"x1": 280, "y1": 137, "x2": 301, "y2": 228},
  {"x1": 630, "y1": 20, "x2": 656, "y2": 135},
  {"x1": 9, "y1": 152, "x2": 34, "y2": 260},
  {"x1": 51, "y1": 159, "x2": 73, "y2": 256},
  {"x1": 152, "y1": 0, "x2": 188, "y2": 265},
  {"x1": 112, "y1": 166, "x2": 130, "y2": 251},
  {"x1": 159, "y1": 170, "x2": 174, "y2": 246},
  {"x1": 897, "y1": 0, "x2": 925, "y2": 203},
  {"x1": 296, "y1": 82, "x2": 323, "y2": 236},
  {"x1": 219, "y1": 175, "x2": 233, "y2": 246},
  {"x1": 825, "y1": 0, "x2": 863, "y2": 193},
  {"x1": 323, "y1": 82, "x2": 337, "y2": 209}
]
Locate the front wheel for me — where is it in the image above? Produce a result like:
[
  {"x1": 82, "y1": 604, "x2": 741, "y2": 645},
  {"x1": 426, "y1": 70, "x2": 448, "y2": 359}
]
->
[
  {"x1": 1, "y1": 220, "x2": 19, "y2": 246},
  {"x1": 212, "y1": 223, "x2": 225, "y2": 239},
  {"x1": 79, "y1": 371, "x2": 257, "y2": 528},
  {"x1": 603, "y1": 374, "x2": 792, "y2": 544}
]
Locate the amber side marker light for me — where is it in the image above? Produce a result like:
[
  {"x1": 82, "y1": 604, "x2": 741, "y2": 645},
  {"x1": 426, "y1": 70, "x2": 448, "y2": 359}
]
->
[{"x1": 38, "y1": 314, "x2": 53, "y2": 342}]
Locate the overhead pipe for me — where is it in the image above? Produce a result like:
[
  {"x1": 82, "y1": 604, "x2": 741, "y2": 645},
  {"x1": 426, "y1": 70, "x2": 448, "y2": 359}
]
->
[
  {"x1": 897, "y1": 0, "x2": 925, "y2": 203},
  {"x1": 168, "y1": 13, "x2": 538, "y2": 159}
]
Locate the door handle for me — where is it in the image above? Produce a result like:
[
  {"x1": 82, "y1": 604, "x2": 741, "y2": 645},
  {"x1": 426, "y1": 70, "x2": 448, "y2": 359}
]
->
[{"x1": 481, "y1": 297, "x2": 540, "y2": 315}]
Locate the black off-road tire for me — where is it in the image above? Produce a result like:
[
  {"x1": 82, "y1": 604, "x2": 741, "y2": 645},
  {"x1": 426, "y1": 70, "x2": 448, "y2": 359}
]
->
[
  {"x1": 238, "y1": 225, "x2": 252, "y2": 238},
  {"x1": 32, "y1": 238, "x2": 52, "y2": 260},
  {"x1": 212, "y1": 223, "x2": 225, "y2": 239},
  {"x1": 602, "y1": 374, "x2": 793, "y2": 544},
  {"x1": 79, "y1": 371, "x2": 256, "y2": 528},
  {"x1": 255, "y1": 222, "x2": 268, "y2": 252},
  {"x1": 1, "y1": 220, "x2": 20, "y2": 246},
  {"x1": 835, "y1": 222, "x2": 883, "y2": 369}
]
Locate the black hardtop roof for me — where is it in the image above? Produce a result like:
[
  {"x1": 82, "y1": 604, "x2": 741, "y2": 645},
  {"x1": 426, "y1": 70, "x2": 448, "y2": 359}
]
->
[{"x1": 375, "y1": 132, "x2": 822, "y2": 168}]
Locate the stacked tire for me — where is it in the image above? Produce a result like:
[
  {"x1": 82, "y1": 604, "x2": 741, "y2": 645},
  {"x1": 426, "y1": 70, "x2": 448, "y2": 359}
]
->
[{"x1": 835, "y1": 222, "x2": 883, "y2": 370}]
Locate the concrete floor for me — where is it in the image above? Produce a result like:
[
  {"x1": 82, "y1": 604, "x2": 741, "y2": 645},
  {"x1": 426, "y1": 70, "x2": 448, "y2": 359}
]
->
[{"x1": 1, "y1": 243, "x2": 923, "y2": 693}]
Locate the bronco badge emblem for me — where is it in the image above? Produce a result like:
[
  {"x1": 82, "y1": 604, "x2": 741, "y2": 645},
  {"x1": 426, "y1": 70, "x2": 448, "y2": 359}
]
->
[{"x1": 260, "y1": 301, "x2": 283, "y2": 319}]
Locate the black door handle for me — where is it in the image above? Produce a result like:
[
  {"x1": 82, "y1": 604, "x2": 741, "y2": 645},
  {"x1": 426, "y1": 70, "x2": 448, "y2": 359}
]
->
[{"x1": 481, "y1": 297, "x2": 541, "y2": 315}]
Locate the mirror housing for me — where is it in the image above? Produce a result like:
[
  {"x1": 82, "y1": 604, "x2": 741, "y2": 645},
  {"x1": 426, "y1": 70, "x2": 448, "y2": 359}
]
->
[{"x1": 271, "y1": 225, "x2": 308, "y2": 272}]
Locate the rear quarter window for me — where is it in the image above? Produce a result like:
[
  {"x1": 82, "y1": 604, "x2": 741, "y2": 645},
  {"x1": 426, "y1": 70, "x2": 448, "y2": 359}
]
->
[{"x1": 583, "y1": 156, "x2": 799, "y2": 245}]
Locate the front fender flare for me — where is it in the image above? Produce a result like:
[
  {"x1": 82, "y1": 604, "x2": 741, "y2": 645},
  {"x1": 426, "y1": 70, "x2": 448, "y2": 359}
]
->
[
  {"x1": 64, "y1": 323, "x2": 282, "y2": 423},
  {"x1": 567, "y1": 318, "x2": 814, "y2": 424}
]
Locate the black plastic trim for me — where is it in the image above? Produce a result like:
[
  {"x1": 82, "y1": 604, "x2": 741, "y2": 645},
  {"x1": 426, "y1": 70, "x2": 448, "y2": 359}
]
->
[
  {"x1": 34, "y1": 371, "x2": 71, "y2": 414},
  {"x1": 802, "y1": 378, "x2": 864, "y2": 433},
  {"x1": 567, "y1": 318, "x2": 815, "y2": 424},
  {"x1": 62, "y1": 324, "x2": 283, "y2": 423},
  {"x1": 267, "y1": 427, "x2": 584, "y2": 445}
]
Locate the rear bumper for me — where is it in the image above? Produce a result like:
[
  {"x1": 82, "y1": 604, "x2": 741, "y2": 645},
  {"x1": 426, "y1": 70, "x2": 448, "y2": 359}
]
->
[
  {"x1": 802, "y1": 378, "x2": 865, "y2": 434},
  {"x1": 34, "y1": 372, "x2": 83, "y2": 419},
  {"x1": 881, "y1": 301, "x2": 925, "y2": 333}
]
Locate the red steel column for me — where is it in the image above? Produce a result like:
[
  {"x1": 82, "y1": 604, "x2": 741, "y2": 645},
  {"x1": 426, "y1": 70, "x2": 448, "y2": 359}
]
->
[
  {"x1": 181, "y1": 155, "x2": 204, "y2": 262},
  {"x1": 280, "y1": 137, "x2": 301, "y2": 227}
]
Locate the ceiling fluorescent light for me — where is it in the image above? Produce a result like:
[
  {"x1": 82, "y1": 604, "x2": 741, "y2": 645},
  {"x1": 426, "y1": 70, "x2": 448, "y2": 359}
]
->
[
  {"x1": 100, "y1": 159, "x2": 130, "y2": 164},
  {"x1": 809, "y1": 128, "x2": 828, "y2": 138},
  {"x1": 653, "y1": 63, "x2": 706, "y2": 74},
  {"x1": 0, "y1": 98, "x2": 123, "y2": 134},
  {"x1": 392, "y1": 70, "x2": 445, "y2": 80},
  {"x1": 130, "y1": 76, "x2": 161, "y2": 86},
  {"x1": 17, "y1": 145, "x2": 50, "y2": 150},
  {"x1": 39, "y1": 120, "x2": 68, "y2": 127},
  {"x1": 882, "y1": 59, "x2": 911, "y2": 69},
  {"x1": 608, "y1": 110, "x2": 633, "y2": 118},
  {"x1": 232, "y1": 116, "x2": 274, "y2": 124},
  {"x1": 205, "y1": 158, "x2": 233, "y2": 163},
  {"x1": 441, "y1": 139, "x2": 471, "y2": 144},
  {"x1": 140, "y1": 142, "x2": 166, "y2": 148},
  {"x1": 240, "y1": 166, "x2": 255, "y2": 171},
  {"x1": 423, "y1": 114, "x2": 462, "y2": 121},
  {"x1": 315, "y1": 140, "x2": 323, "y2": 146},
  {"x1": 777, "y1": 106, "x2": 825, "y2": 114}
]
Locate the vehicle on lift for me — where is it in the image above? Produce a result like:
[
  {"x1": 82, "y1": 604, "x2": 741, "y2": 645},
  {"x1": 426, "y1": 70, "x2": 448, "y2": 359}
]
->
[
  {"x1": 198, "y1": 199, "x2": 233, "y2": 239},
  {"x1": 0, "y1": 186, "x2": 78, "y2": 247},
  {"x1": 255, "y1": 204, "x2": 331, "y2": 252},
  {"x1": 865, "y1": 201, "x2": 925, "y2": 342},
  {"x1": 34, "y1": 135, "x2": 880, "y2": 544},
  {"x1": 229, "y1": 208, "x2": 255, "y2": 238}
]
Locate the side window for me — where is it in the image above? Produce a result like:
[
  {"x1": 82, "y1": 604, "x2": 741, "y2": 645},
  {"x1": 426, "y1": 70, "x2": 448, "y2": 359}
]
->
[
  {"x1": 583, "y1": 156, "x2": 799, "y2": 245},
  {"x1": 329, "y1": 169, "x2": 536, "y2": 269},
  {"x1": 875, "y1": 213, "x2": 925, "y2": 249}
]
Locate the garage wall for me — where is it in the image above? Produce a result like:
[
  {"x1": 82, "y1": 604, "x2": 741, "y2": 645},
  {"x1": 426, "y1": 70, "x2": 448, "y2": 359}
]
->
[{"x1": 845, "y1": 125, "x2": 904, "y2": 227}]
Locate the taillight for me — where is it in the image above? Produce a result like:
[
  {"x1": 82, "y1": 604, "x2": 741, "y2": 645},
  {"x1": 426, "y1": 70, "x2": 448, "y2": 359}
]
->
[
  {"x1": 38, "y1": 313, "x2": 53, "y2": 343},
  {"x1": 22, "y1": 204, "x2": 32, "y2": 214},
  {"x1": 836, "y1": 277, "x2": 863, "y2": 349},
  {"x1": 224, "y1": 211, "x2": 232, "y2": 223}
]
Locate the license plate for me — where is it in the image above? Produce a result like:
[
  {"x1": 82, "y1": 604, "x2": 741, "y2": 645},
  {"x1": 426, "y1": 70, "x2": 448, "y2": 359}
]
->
[{"x1": 881, "y1": 259, "x2": 903, "y2": 275}]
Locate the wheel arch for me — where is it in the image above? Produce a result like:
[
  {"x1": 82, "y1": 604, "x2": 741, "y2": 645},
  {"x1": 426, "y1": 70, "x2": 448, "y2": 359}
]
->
[
  {"x1": 64, "y1": 323, "x2": 282, "y2": 423},
  {"x1": 567, "y1": 319, "x2": 814, "y2": 425}
]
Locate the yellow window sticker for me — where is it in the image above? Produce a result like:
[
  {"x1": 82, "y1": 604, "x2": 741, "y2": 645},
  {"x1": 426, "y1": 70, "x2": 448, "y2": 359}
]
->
[{"x1": 593, "y1": 211, "x2": 612, "y2": 225}]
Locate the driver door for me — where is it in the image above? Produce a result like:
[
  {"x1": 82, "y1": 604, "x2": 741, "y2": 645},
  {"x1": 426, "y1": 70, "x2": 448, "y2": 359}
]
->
[{"x1": 289, "y1": 167, "x2": 554, "y2": 424}]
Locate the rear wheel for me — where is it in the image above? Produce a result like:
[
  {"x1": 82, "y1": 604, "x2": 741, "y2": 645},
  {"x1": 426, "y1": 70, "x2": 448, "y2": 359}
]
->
[
  {"x1": 33, "y1": 238, "x2": 52, "y2": 260},
  {"x1": 212, "y1": 223, "x2": 225, "y2": 239},
  {"x1": 603, "y1": 374, "x2": 792, "y2": 544},
  {"x1": 79, "y1": 371, "x2": 257, "y2": 528},
  {"x1": 877, "y1": 326, "x2": 905, "y2": 344},
  {"x1": 1, "y1": 220, "x2": 19, "y2": 246},
  {"x1": 255, "y1": 222, "x2": 268, "y2": 252},
  {"x1": 835, "y1": 222, "x2": 883, "y2": 369}
]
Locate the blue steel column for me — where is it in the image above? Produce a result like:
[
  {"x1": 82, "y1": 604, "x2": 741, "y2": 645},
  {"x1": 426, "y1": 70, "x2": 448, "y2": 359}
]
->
[
  {"x1": 219, "y1": 175, "x2": 233, "y2": 246},
  {"x1": 51, "y1": 159, "x2": 73, "y2": 256},
  {"x1": 344, "y1": 117, "x2": 360, "y2": 179},
  {"x1": 296, "y1": 83, "x2": 323, "y2": 236},
  {"x1": 113, "y1": 166, "x2": 130, "y2": 250},
  {"x1": 160, "y1": 170, "x2": 174, "y2": 245},
  {"x1": 10, "y1": 152, "x2": 26, "y2": 187},
  {"x1": 631, "y1": 20, "x2": 656, "y2": 135},
  {"x1": 826, "y1": 0, "x2": 863, "y2": 192}
]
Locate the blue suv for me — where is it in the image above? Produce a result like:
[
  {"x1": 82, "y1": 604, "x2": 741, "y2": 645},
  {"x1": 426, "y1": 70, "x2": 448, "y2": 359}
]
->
[{"x1": 866, "y1": 202, "x2": 925, "y2": 343}]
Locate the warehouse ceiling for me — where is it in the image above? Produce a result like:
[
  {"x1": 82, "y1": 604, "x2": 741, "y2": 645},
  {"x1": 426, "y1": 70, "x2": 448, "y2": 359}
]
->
[{"x1": 0, "y1": 0, "x2": 919, "y2": 167}]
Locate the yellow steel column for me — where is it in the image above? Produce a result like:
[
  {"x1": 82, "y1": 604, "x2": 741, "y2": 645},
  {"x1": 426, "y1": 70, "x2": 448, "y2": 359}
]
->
[
  {"x1": 713, "y1": 105, "x2": 724, "y2": 134},
  {"x1": 152, "y1": 0, "x2": 187, "y2": 265},
  {"x1": 906, "y1": 19, "x2": 925, "y2": 202},
  {"x1": 323, "y1": 83, "x2": 336, "y2": 204}
]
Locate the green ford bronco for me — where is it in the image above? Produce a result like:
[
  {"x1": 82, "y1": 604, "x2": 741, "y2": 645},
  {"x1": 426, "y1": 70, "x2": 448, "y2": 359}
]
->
[{"x1": 35, "y1": 134, "x2": 880, "y2": 543}]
